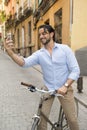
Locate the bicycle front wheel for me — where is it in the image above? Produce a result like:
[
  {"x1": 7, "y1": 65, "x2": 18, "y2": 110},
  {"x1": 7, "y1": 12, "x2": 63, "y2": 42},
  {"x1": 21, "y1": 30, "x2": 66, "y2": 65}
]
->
[{"x1": 31, "y1": 117, "x2": 40, "y2": 130}]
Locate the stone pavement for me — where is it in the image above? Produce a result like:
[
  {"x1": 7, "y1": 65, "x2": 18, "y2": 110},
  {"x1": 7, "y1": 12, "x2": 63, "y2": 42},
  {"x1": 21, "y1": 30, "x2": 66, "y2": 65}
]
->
[{"x1": 0, "y1": 50, "x2": 87, "y2": 130}]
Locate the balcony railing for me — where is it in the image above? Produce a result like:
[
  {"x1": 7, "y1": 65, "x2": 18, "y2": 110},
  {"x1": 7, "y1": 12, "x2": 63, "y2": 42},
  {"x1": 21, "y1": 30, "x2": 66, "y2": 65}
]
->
[
  {"x1": 5, "y1": 18, "x2": 14, "y2": 29},
  {"x1": 33, "y1": 0, "x2": 57, "y2": 27},
  {"x1": 18, "y1": 6, "x2": 25, "y2": 20},
  {"x1": 14, "y1": 12, "x2": 19, "y2": 24},
  {"x1": 23, "y1": 0, "x2": 32, "y2": 15},
  {"x1": 39, "y1": 0, "x2": 57, "y2": 14}
]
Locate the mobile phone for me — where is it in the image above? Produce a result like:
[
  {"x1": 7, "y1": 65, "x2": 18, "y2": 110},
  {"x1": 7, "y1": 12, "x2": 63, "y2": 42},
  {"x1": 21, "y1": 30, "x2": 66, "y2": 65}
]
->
[{"x1": 7, "y1": 33, "x2": 13, "y2": 40}]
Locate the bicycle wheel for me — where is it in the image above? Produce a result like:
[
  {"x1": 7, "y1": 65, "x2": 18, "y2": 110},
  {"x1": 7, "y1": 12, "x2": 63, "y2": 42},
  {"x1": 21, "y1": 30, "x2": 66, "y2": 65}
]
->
[
  {"x1": 31, "y1": 117, "x2": 40, "y2": 130},
  {"x1": 52, "y1": 106, "x2": 69, "y2": 130}
]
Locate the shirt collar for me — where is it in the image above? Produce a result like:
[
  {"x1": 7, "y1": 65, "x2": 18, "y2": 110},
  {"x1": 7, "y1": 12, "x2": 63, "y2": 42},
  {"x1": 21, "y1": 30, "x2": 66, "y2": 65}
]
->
[{"x1": 40, "y1": 42, "x2": 59, "y2": 51}]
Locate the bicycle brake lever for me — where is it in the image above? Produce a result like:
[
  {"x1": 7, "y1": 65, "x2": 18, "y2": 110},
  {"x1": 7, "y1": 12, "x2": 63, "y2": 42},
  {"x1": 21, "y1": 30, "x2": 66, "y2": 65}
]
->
[{"x1": 28, "y1": 86, "x2": 36, "y2": 92}]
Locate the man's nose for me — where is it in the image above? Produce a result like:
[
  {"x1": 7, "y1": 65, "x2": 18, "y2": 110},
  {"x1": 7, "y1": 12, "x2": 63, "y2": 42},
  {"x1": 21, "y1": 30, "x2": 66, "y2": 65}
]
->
[{"x1": 39, "y1": 34, "x2": 44, "y2": 39}]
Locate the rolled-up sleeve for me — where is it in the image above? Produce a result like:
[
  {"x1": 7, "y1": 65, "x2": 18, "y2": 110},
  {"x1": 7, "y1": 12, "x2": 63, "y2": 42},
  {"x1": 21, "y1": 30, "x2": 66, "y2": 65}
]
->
[
  {"x1": 23, "y1": 51, "x2": 39, "y2": 68},
  {"x1": 65, "y1": 46, "x2": 80, "y2": 80}
]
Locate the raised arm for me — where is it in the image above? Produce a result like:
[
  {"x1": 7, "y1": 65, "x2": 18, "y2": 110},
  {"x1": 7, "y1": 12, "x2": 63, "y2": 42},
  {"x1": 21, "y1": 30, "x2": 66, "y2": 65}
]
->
[{"x1": 4, "y1": 39, "x2": 25, "y2": 66}]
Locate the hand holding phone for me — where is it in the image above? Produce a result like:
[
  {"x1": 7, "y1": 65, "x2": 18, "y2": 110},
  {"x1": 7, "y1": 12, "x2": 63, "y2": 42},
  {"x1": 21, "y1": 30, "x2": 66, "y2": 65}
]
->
[
  {"x1": 7, "y1": 33, "x2": 13, "y2": 40},
  {"x1": 4, "y1": 33, "x2": 14, "y2": 50}
]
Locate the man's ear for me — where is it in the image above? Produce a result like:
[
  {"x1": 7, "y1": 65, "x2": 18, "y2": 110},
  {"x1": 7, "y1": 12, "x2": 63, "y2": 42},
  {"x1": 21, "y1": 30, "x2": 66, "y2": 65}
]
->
[{"x1": 50, "y1": 32, "x2": 54, "y2": 38}]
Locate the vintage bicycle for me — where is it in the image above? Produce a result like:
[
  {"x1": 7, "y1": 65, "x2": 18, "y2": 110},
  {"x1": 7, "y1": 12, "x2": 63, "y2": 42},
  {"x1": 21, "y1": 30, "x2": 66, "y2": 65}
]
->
[{"x1": 21, "y1": 82, "x2": 70, "y2": 130}]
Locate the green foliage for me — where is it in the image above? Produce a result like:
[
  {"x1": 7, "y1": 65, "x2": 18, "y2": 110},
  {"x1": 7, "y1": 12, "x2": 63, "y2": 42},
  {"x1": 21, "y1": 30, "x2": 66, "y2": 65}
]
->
[{"x1": 0, "y1": 11, "x2": 6, "y2": 22}]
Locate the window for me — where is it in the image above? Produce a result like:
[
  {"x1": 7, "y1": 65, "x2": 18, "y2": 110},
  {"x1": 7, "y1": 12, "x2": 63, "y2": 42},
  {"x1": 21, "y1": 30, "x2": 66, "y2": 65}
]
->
[
  {"x1": 22, "y1": 26, "x2": 25, "y2": 48},
  {"x1": 38, "y1": 0, "x2": 42, "y2": 5},
  {"x1": 44, "y1": 19, "x2": 49, "y2": 25},
  {"x1": 28, "y1": 21, "x2": 31, "y2": 44},
  {"x1": 17, "y1": 29, "x2": 20, "y2": 53},
  {"x1": 54, "y1": 8, "x2": 62, "y2": 43}
]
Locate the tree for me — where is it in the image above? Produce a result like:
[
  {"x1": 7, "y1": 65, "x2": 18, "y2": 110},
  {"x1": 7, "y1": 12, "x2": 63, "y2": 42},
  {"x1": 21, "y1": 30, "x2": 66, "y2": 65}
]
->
[{"x1": 0, "y1": 10, "x2": 6, "y2": 23}]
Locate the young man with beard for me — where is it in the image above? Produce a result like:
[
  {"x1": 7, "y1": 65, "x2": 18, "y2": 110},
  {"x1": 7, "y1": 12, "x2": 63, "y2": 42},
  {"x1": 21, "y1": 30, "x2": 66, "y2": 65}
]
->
[{"x1": 4, "y1": 24, "x2": 80, "y2": 130}]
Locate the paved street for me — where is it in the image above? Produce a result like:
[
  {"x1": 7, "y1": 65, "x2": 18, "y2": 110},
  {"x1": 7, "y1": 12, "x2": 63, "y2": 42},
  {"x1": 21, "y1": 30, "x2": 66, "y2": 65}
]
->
[{"x1": 0, "y1": 50, "x2": 87, "y2": 130}]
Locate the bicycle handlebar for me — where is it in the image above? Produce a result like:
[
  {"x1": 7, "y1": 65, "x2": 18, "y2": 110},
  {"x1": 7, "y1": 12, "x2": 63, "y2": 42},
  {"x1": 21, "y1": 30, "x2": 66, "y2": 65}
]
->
[
  {"x1": 21, "y1": 82, "x2": 64, "y2": 97},
  {"x1": 21, "y1": 82, "x2": 36, "y2": 92},
  {"x1": 21, "y1": 82, "x2": 54, "y2": 93},
  {"x1": 21, "y1": 82, "x2": 34, "y2": 87}
]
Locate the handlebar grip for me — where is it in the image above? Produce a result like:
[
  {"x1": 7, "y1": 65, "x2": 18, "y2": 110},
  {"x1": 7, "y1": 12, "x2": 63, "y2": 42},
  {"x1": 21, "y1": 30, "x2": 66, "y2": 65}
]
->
[
  {"x1": 21, "y1": 82, "x2": 33, "y2": 87},
  {"x1": 21, "y1": 82, "x2": 36, "y2": 92}
]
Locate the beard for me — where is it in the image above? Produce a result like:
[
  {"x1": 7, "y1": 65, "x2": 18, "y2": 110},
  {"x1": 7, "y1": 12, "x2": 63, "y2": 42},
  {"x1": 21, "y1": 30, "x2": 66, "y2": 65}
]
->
[{"x1": 40, "y1": 38, "x2": 51, "y2": 45}]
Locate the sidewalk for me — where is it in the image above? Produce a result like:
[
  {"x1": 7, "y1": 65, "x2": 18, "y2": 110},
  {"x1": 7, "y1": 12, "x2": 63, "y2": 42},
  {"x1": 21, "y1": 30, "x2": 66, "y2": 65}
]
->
[{"x1": 0, "y1": 50, "x2": 87, "y2": 130}]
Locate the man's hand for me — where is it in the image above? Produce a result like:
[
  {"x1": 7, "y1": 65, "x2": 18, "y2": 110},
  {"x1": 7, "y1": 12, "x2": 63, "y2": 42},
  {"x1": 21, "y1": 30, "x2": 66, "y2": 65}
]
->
[
  {"x1": 57, "y1": 86, "x2": 68, "y2": 96},
  {"x1": 4, "y1": 39, "x2": 14, "y2": 51}
]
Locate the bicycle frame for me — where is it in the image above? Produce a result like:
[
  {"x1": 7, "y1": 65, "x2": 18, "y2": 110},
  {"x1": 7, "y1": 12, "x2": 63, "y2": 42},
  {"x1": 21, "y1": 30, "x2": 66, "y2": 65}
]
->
[
  {"x1": 32, "y1": 96, "x2": 69, "y2": 130},
  {"x1": 21, "y1": 82, "x2": 69, "y2": 130}
]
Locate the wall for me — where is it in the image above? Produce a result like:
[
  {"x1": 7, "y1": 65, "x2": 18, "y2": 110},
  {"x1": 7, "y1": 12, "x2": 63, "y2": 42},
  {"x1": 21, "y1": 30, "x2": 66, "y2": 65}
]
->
[
  {"x1": 36, "y1": 0, "x2": 70, "y2": 48},
  {"x1": 71, "y1": 0, "x2": 87, "y2": 51}
]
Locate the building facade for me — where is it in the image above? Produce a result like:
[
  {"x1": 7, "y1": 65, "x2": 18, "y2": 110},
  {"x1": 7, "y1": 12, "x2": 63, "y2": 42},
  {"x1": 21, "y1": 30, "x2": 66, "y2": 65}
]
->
[
  {"x1": 4, "y1": 0, "x2": 87, "y2": 57},
  {"x1": 0, "y1": 0, "x2": 6, "y2": 46}
]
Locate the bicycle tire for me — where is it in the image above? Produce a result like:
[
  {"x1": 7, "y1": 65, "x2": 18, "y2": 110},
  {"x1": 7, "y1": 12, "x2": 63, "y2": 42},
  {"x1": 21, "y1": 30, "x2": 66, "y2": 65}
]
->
[
  {"x1": 51, "y1": 115, "x2": 67, "y2": 130},
  {"x1": 31, "y1": 117, "x2": 40, "y2": 130},
  {"x1": 51, "y1": 107, "x2": 69, "y2": 130}
]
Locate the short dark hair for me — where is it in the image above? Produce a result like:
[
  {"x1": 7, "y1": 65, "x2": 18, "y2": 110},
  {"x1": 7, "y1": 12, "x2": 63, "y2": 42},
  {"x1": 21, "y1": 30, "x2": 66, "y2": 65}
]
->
[{"x1": 38, "y1": 24, "x2": 55, "y2": 41}]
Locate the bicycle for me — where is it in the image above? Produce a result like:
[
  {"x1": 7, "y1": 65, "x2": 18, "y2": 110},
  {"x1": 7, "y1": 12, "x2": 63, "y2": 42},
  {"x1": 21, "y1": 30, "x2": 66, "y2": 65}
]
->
[{"x1": 21, "y1": 82, "x2": 70, "y2": 130}]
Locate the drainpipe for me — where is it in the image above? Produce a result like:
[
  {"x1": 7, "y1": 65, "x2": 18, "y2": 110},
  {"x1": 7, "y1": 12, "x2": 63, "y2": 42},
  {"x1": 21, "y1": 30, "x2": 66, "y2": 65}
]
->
[
  {"x1": 69, "y1": 0, "x2": 73, "y2": 47},
  {"x1": 70, "y1": 0, "x2": 73, "y2": 33}
]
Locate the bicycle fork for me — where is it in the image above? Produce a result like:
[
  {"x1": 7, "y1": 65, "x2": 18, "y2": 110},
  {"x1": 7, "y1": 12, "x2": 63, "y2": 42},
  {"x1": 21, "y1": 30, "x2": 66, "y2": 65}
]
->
[{"x1": 32, "y1": 114, "x2": 40, "y2": 123}]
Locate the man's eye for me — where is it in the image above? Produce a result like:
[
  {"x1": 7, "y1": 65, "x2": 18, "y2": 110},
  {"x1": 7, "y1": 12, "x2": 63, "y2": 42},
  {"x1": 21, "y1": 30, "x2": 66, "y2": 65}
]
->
[
  {"x1": 43, "y1": 33, "x2": 46, "y2": 35},
  {"x1": 39, "y1": 33, "x2": 45, "y2": 36}
]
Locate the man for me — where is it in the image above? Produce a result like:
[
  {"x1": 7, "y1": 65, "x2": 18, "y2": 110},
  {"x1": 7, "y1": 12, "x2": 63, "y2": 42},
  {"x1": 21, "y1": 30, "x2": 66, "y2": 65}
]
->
[{"x1": 5, "y1": 24, "x2": 80, "y2": 130}]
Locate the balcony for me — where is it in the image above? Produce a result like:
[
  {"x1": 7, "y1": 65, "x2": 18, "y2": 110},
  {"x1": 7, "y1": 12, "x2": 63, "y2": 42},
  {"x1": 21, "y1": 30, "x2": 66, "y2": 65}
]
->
[
  {"x1": 4, "y1": 0, "x2": 9, "y2": 6},
  {"x1": 33, "y1": 0, "x2": 57, "y2": 27},
  {"x1": 23, "y1": 0, "x2": 32, "y2": 15},
  {"x1": 13, "y1": 12, "x2": 19, "y2": 26},
  {"x1": 5, "y1": 15, "x2": 14, "y2": 29},
  {"x1": 18, "y1": 6, "x2": 24, "y2": 20},
  {"x1": 39, "y1": 0, "x2": 57, "y2": 14},
  {"x1": 33, "y1": 9, "x2": 40, "y2": 26}
]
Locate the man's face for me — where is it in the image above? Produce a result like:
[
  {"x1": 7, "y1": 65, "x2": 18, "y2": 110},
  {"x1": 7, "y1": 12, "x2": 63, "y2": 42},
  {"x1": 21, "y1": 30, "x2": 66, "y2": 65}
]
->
[{"x1": 39, "y1": 28, "x2": 52, "y2": 45}]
